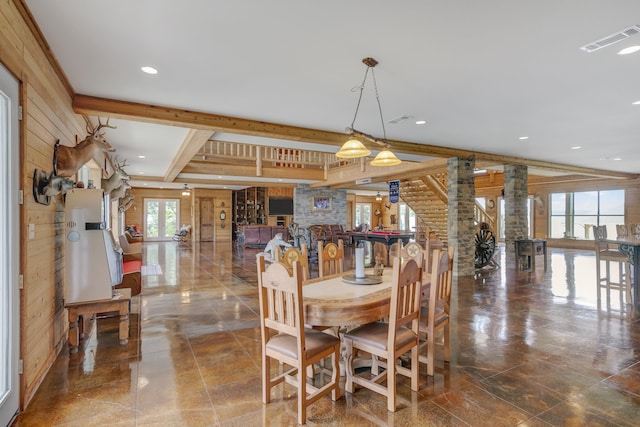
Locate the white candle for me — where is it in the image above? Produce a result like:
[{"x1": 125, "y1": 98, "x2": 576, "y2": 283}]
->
[{"x1": 355, "y1": 247, "x2": 365, "y2": 278}]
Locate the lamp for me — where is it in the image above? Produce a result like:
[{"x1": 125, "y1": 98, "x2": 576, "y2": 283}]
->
[
  {"x1": 336, "y1": 57, "x2": 401, "y2": 166},
  {"x1": 375, "y1": 192, "x2": 383, "y2": 202},
  {"x1": 181, "y1": 184, "x2": 191, "y2": 196}
]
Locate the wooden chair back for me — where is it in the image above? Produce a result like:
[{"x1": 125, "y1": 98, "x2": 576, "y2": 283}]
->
[
  {"x1": 275, "y1": 243, "x2": 309, "y2": 281},
  {"x1": 318, "y1": 240, "x2": 344, "y2": 277},
  {"x1": 616, "y1": 224, "x2": 629, "y2": 238},
  {"x1": 389, "y1": 258, "x2": 424, "y2": 338},
  {"x1": 630, "y1": 224, "x2": 640, "y2": 237},
  {"x1": 257, "y1": 257, "x2": 304, "y2": 341}
]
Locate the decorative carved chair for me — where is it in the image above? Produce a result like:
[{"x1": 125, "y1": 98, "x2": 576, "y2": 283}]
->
[
  {"x1": 317, "y1": 239, "x2": 345, "y2": 277},
  {"x1": 343, "y1": 257, "x2": 423, "y2": 412},
  {"x1": 256, "y1": 257, "x2": 341, "y2": 424},
  {"x1": 418, "y1": 247, "x2": 454, "y2": 376},
  {"x1": 275, "y1": 243, "x2": 310, "y2": 281},
  {"x1": 594, "y1": 225, "x2": 631, "y2": 310}
]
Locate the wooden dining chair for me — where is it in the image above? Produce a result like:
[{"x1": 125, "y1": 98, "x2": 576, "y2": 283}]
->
[
  {"x1": 594, "y1": 225, "x2": 631, "y2": 310},
  {"x1": 616, "y1": 224, "x2": 629, "y2": 238},
  {"x1": 276, "y1": 243, "x2": 310, "y2": 281},
  {"x1": 317, "y1": 239, "x2": 345, "y2": 277},
  {"x1": 629, "y1": 223, "x2": 640, "y2": 237},
  {"x1": 256, "y1": 256, "x2": 341, "y2": 425},
  {"x1": 343, "y1": 257, "x2": 423, "y2": 412},
  {"x1": 418, "y1": 247, "x2": 454, "y2": 376}
]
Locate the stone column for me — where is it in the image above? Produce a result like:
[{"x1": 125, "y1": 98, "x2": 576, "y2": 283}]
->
[
  {"x1": 447, "y1": 157, "x2": 475, "y2": 277},
  {"x1": 503, "y1": 164, "x2": 528, "y2": 268}
]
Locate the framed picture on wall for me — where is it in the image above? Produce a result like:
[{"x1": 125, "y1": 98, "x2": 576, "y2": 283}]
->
[{"x1": 312, "y1": 196, "x2": 332, "y2": 212}]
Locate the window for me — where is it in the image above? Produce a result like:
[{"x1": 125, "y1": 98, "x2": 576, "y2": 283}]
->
[
  {"x1": 398, "y1": 203, "x2": 416, "y2": 231},
  {"x1": 497, "y1": 196, "x2": 533, "y2": 240},
  {"x1": 355, "y1": 203, "x2": 371, "y2": 228},
  {"x1": 549, "y1": 190, "x2": 624, "y2": 239}
]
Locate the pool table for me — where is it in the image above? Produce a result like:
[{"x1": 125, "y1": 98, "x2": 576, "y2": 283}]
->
[{"x1": 350, "y1": 231, "x2": 414, "y2": 265}]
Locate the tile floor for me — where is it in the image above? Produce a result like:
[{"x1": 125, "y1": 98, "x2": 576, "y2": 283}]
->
[{"x1": 13, "y1": 242, "x2": 640, "y2": 426}]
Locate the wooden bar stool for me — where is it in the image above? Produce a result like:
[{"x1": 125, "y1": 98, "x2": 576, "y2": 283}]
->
[{"x1": 594, "y1": 226, "x2": 631, "y2": 311}]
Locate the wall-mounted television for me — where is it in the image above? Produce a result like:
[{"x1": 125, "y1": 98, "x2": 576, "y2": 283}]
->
[{"x1": 268, "y1": 197, "x2": 293, "y2": 216}]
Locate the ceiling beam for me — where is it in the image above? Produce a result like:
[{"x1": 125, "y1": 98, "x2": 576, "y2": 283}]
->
[
  {"x1": 130, "y1": 175, "x2": 296, "y2": 188},
  {"x1": 164, "y1": 129, "x2": 213, "y2": 182},
  {"x1": 74, "y1": 94, "x2": 638, "y2": 180},
  {"x1": 310, "y1": 159, "x2": 449, "y2": 188}
]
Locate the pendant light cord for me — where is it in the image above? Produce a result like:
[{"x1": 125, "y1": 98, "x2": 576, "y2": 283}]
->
[{"x1": 350, "y1": 66, "x2": 387, "y2": 144}]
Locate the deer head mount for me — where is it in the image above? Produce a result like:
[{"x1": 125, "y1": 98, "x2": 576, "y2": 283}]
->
[
  {"x1": 54, "y1": 117, "x2": 117, "y2": 177},
  {"x1": 102, "y1": 155, "x2": 130, "y2": 195}
]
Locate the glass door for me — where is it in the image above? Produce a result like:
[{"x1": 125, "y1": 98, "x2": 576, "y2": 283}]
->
[
  {"x1": 0, "y1": 62, "x2": 20, "y2": 427},
  {"x1": 144, "y1": 199, "x2": 179, "y2": 241}
]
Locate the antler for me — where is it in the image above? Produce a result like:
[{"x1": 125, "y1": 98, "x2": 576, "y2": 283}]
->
[
  {"x1": 118, "y1": 158, "x2": 129, "y2": 169},
  {"x1": 83, "y1": 116, "x2": 117, "y2": 135}
]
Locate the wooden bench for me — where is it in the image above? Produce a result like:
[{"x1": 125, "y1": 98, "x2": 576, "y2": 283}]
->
[
  {"x1": 65, "y1": 288, "x2": 131, "y2": 354},
  {"x1": 115, "y1": 260, "x2": 142, "y2": 296}
]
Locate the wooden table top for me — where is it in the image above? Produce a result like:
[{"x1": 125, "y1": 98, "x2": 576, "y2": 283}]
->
[{"x1": 303, "y1": 268, "x2": 395, "y2": 327}]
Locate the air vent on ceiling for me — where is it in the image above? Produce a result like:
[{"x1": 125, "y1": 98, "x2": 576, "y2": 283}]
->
[
  {"x1": 580, "y1": 25, "x2": 640, "y2": 53},
  {"x1": 388, "y1": 115, "x2": 412, "y2": 124}
]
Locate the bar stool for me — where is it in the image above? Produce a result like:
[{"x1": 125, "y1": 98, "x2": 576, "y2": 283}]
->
[{"x1": 594, "y1": 225, "x2": 631, "y2": 311}]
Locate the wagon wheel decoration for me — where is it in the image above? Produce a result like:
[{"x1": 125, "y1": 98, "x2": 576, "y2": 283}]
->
[{"x1": 475, "y1": 223, "x2": 496, "y2": 269}]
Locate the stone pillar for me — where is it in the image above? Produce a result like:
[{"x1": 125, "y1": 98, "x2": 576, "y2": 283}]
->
[
  {"x1": 503, "y1": 164, "x2": 528, "y2": 268},
  {"x1": 447, "y1": 157, "x2": 475, "y2": 277}
]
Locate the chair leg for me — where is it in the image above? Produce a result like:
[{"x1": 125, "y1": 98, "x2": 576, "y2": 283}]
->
[
  {"x1": 262, "y1": 355, "x2": 271, "y2": 404},
  {"x1": 344, "y1": 338, "x2": 355, "y2": 393},
  {"x1": 387, "y1": 355, "x2": 397, "y2": 412},
  {"x1": 427, "y1": 329, "x2": 435, "y2": 377},
  {"x1": 298, "y1": 369, "x2": 306, "y2": 425},
  {"x1": 410, "y1": 346, "x2": 419, "y2": 392},
  {"x1": 443, "y1": 324, "x2": 451, "y2": 362},
  {"x1": 331, "y1": 352, "x2": 340, "y2": 401}
]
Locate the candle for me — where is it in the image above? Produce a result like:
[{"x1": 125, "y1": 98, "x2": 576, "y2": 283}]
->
[{"x1": 355, "y1": 247, "x2": 365, "y2": 278}]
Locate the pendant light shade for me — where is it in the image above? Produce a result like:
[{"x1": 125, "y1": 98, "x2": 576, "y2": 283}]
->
[
  {"x1": 370, "y1": 148, "x2": 401, "y2": 166},
  {"x1": 336, "y1": 57, "x2": 401, "y2": 166},
  {"x1": 335, "y1": 137, "x2": 371, "y2": 158}
]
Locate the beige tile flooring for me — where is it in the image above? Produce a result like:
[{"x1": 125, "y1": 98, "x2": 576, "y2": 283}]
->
[{"x1": 13, "y1": 242, "x2": 640, "y2": 426}]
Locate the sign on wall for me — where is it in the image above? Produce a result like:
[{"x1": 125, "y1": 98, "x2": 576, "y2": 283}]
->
[{"x1": 388, "y1": 180, "x2": 400, "y2": 203}]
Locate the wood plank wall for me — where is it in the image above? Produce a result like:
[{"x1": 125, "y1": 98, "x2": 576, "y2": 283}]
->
[
  {"x1": 2, "y1": 0, "x2": 85, "y2": 407},
  {"x1": 123, "y1": 188, "x2": 233, "y2": 243}
]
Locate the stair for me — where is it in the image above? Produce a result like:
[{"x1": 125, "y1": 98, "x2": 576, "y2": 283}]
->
[{"x1": 399, "y1": 173, "x2": 496, "y2": 246}]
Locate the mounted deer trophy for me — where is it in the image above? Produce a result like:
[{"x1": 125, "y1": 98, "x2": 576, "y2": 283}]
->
[
  {"x1": 102, "y1": 157, "x2": 130, "y2": 195},
  {"x1": 110, "y1": 181, "x2": 130, "y2": 200},
  {"x1": 119, "y1": 191, "x2": 134, "y2": 212},
  {"x1": 54, "y1": 116, "x2": 116, "y2": 177}
]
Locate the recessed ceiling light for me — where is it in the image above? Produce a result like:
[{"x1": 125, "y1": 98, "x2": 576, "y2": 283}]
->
[
  {"x1": 518, "y1": 136, "x2": 529, "y2": 140},
  {"x1": 605, "y1": 156, "x2": 622, "y2": 161},
  {"x1": 141, "y1": 66, "x2": 158, "y2": 75},
  {"x1": 571, "y1": 146, "x2": 582, "y2": 150},
  {"x1": 415, "y1": 120, "x2": 427, "y2": 125},
  {"x1": 217, "y1": 176, "x2": 223, "y2": 179},
  {"x1": 137, "y1": 155, "x2": 146, "y2": 159},
  {"x1": 633, "y1": 100, "x2": 640, "y2": 105},
  {"x1": 618, "y1": 45, "x2": 640, "y2": 55},
  {"x1": 143, "y1": 183, "x2": 148, "y2": 186},
  {"x1": 139, "y1": 171, "x2": 145, "y2": 174}
]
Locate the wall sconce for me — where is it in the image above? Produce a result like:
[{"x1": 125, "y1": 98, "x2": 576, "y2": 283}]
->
[{"x1": 220, "y1": 210, "x2": 226, "y2": 228}]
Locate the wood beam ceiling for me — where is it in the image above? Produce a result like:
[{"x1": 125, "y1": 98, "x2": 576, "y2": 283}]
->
[
  {"x1": 73, "y1": 94, "x2": 638, "y2": 180},
  {"x1": 164, "y1": 129, "x2": 213, "y2": 182}
]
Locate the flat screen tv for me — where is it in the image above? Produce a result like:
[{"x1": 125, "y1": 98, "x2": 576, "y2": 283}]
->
[{"x1": 269, "y1": 197, "x2": 293, "y2": 216}]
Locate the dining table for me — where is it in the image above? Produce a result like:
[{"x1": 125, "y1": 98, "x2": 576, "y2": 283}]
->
[
  {"x1": 303, "y1": 268, "x2": 395, "y2": 327},
  {"x1": 604, "y1": 235, "x2": 640, "y2": 314}
]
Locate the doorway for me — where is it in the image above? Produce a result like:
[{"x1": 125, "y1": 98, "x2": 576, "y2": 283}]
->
[
  {"x1": 144, "y1": 199, "x2": 179, "y2": 241},
  {"x1": 200, "y1": 198, "x2": 214, "y2": 242},
  {"x1": 0, "y1": 63, "x2": 20, "y2": 426}
]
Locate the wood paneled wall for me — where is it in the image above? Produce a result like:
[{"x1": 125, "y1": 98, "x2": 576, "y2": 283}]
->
[
  {"x1": 123, "y1": 188, "x2": 233, "y2": 243},
  {"x1": 1, "y1": 0, "x2": 96, "y2": 407}
]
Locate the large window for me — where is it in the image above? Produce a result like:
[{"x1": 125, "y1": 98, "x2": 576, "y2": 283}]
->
[
  {"x1": 497, "y1": 196, "x2": 533, "y2": 240},
  {"x1": 355, "y1": 203, "x2": 372, "y2": 228},
  {"x1": 398, "y1": 203, "x2": 416, "y2": 232},
  {"x1": 550, "y1": 190, "x2": 624, "y2": 239}
]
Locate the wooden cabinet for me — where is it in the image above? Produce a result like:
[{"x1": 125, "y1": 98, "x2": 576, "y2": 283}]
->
[{"x1": 233, "y1": 187, "x2": 267, "y2": 225}]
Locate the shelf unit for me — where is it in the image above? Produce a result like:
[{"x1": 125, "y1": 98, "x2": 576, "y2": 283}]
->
[{"x1": 233, "y1": 187, "x2": 267, "y2": 226}]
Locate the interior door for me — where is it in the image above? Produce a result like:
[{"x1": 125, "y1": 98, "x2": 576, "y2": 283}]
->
[
  {"x1": 0, "y1": 62, "x2": 20, "y2": 426},
  {"x1": 200, "y1": 198, "x2": 214, "y2": 242},
  {"x1": 144, "y1": 198, "x2": 179, "y2": 241}
]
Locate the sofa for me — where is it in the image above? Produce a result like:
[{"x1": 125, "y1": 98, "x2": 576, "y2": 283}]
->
[{"x1": 241, "y1": 225, "x2": 289, "y2": 247}]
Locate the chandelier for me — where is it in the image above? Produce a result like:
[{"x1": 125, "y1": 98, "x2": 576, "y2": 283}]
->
[
  {"x1": 181, "y1": 184, "x2": 191, "y2": 196},
  {"x1": 375, "y1": 192, "x2": 383, "y2": 202},
  {"x1": 335, "y1": 57, "x2": 401, "y2": 166}
]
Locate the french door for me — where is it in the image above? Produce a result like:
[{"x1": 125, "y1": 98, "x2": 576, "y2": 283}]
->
[
  {"x1": 1, "y1": 63, "x2": 20, "y2": 426},
  {"x1": 144, "y1": 199, "x2": 179, "y2": 241}
]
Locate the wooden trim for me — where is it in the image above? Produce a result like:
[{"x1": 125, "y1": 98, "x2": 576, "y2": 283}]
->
[
  {"x1": 12, "y1": 0, "x2": 74, "y2": 98},
  {"x1": 73, "y1": 94, "x2": 638, "y2": 180},
  {"x1": 164, "y1": 129, "x2": 213, "y2": 182}
]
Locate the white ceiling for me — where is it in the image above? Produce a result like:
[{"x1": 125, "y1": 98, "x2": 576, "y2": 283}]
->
[{"x1": 24, "y1": 1, "x2": 640, "y2": 191}]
